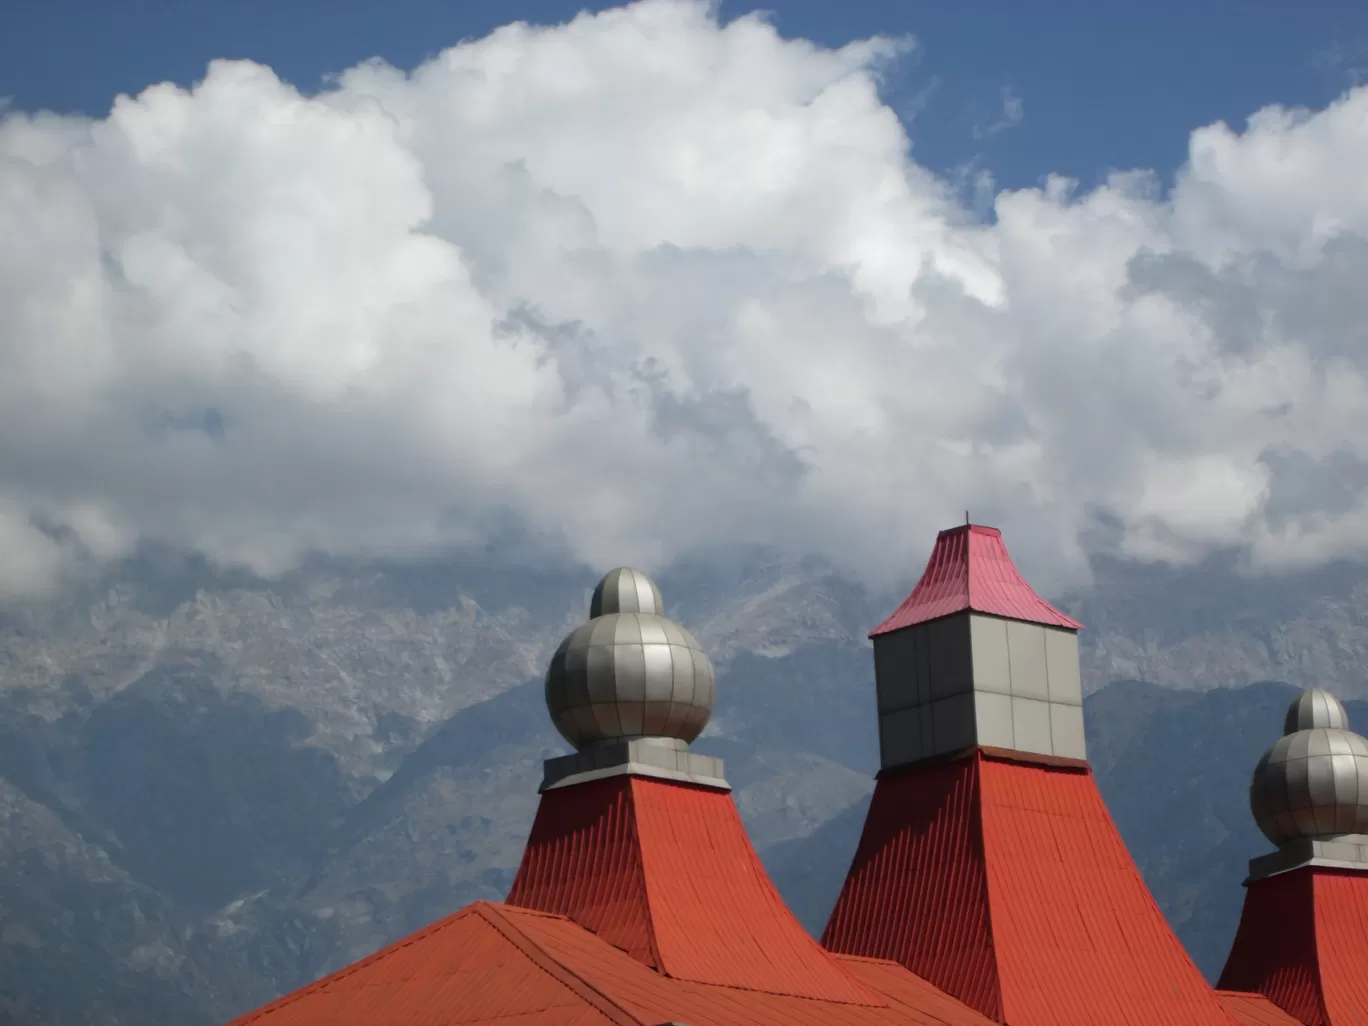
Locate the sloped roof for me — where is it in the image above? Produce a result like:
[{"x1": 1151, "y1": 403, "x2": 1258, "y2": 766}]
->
[
  {"x1": 870, "y1": 525, "x2": 1082, "y2": 636},
  {"x1": 506, "y1": 773, "x2": 879, "y2": 1004},
  {"x1": 1219, "y1": 867, "x2": 1368, "y2": 1026},
  {"x1": 502, "y1": 904, "x2": 1001, "y2": 1026},
  {"x1": 221, "y1": 898, "x2": 1004, "y2": 1026},
  {"x1": 822, "y1": 749, "x2": 1237, "y2": 1026},
  {"x1": 222, "y1": 902, "x2": 632, "y2": 1026},
  {"x1": 1218, "y1": 990, "x2": 1309, "y2": 1026}
]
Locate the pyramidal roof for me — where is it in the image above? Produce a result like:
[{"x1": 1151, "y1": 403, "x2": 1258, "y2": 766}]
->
[
  {"x1": 823, "y1": 748, "x2": 1239, "y2": 1026},
  {"x1": 870, "y1": 524, "x2": 1081, "y2": 636},
  {"x1": 505, "y1": 772, "x2": 877, "y2": 1003},
  {"x1": 1220, "y1": 868, "x2": 1368, "y2": 1026}
]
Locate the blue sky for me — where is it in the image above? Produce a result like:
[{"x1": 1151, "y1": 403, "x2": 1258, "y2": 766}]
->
[{"x1": 5, "y1": 0, "x2": 1367, "y2": 192}]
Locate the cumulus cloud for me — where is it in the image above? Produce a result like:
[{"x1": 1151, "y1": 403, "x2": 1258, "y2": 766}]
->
[{"x1": 1, "y1": 0, "x2": 1367, "y2": 599}]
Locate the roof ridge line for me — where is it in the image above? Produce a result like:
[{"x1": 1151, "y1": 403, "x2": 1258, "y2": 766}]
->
[
  {"x1": 478, "y1": 903, "x2": 645, "y2": 1026},
  {"x1": 624, "y1": 779, "x2": 669, "y2": 973},
  {"x1": 968, "y1": 752, "x2": 1008, "y2": 1023},
  {"x1": 223, "y1": 904, "x2": 485, "y2": 1024}
]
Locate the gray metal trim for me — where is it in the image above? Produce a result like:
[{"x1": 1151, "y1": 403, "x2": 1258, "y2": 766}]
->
[
  {"x1": 1246, "y1": 833, "x2": 1368, "y2": 883},
  {"x1": 540, "y1": 737, "x2": 730, "y2": 793}
]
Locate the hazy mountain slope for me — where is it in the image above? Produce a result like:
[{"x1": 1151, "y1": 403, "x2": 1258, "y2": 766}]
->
[
  {"x1": 0, "y1": 776, "x2": 207, "y2": 1026},
  {"x1": 1078, "y1": 556, "x2": 1368, "y2": 697}
]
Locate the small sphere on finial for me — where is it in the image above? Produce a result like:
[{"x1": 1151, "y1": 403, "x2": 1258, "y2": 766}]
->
[
  {"x1": 590, "y1": 566, "x2": 664, "y2": 618},
  {"x1": 1283, "y1": 687, "x2": 1348, "y2": 734}
]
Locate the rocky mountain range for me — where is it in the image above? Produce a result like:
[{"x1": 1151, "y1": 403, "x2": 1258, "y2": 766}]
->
[{"x1": 0, "y1": 544, "x2": 1366, "y2": 1025}]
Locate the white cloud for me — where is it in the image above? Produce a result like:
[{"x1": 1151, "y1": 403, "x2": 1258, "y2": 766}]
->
[{"x1": 1, "y1": 0, "x2": 1368, "y2": 599}]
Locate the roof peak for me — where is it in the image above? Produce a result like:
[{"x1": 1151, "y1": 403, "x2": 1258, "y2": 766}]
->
[
  {"x1": 506, "y1": 774, "x2": 880, "y2": 1004},
  {"x1": 871, "y1": 522, "x2": 1081, "y2": 636},
  {"x1": 824, "y1": 753, "x2": 1235, "y2": 1026}
]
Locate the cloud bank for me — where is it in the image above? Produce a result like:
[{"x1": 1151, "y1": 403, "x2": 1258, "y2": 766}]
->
[{"x1": 2, "y1": 0, "x2": 1367, "y2": 598}]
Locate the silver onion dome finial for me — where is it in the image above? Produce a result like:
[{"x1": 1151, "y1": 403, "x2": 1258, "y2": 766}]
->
[
  {"x1": 545, "y1": 568, "x2": 716, "y2": 750},
  {"x1": 1250, "y1": 688, "x2": 1368, "y2": 845}
]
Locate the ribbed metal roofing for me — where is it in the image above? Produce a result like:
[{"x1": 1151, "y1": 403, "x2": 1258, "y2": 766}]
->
[
  {"x1": 509, "y1": 905, "x2": 1003, "y2": 1026},
  {"x1": 1218, "y1": 990, "x2": 1310, "y2": 1026},
  {"x1": 506, "y1": 774, "x2": 880, "y2": 1004},
  {"x1": 221, "y1": 894, "x2": 1006, "y2": 1026},
  {"x1": 222, "y1": 902, "x2": 634, "y2": 1026},
  {"x1": 823, "y1": 750, "x2": 1238, "y2": 1026},
  {"x1": 870, "y1": 525, "x2": 1082, "y2": 637},
  {"x1": 1219, "y1": 868, "x2": 1368, "y2": 1026}
]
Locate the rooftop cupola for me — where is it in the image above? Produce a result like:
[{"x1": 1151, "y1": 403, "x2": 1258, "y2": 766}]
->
[{"x1": 869, "y1": 523, "x2": 1086, "y2": 767}]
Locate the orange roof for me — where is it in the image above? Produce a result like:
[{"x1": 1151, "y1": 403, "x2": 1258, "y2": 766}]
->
[
  {"x1": 223, "y1": 902, "x2": 631, "y2": 1026},
  {"x1": 506, "y1": 773, "x2": 878, "y2": 1004},
  {"x1": 1219, "y1": 868, "x2": 1368, "y2": 1026},
  {"x1": 871, "y1": 525, "x2": 1082, "y2": 636},
  {"x1": 822, "y1": 749, "x2": 1238, "y2": 1026},
  {"x1": 221, "y1": 896, "x2": 1006, "y2": 1026},
  {"x1": 501, "y1": 903, "x2": 1003, "y2": 1026},
  {"x1": 1218, "y1": 990, "x2": 1309, "y2": 1026}
]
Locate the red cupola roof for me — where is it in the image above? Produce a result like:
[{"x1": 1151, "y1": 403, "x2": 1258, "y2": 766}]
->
[
  {"x1": 505, "y1": 773, "x2": 877, "y2": 1003},
  {"x1": 871, "y1": 524, "x2": 1081, "y2": 636},
  {"x1": 822, "y1": 748, "x2": 1239, "y2": 1026},
  {"x1": 1219, "y1": 866, "x2": 1368, "y2": 1026}
]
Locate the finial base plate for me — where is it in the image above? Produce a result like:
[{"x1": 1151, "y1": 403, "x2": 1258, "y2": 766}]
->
[
  {"x1": 1247, "y1": 833, "x2": 1368, "y2": 883},
  {"x1": 541, "y1": 736, "x2": 729, "y2": 793}
]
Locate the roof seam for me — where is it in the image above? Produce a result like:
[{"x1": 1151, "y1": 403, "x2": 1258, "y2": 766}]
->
[
  {"x1": 969, "y1": 752, "x2": 1006, "y2": 1023},
  {"x1": 624, "y1": 781, "x2": 668, "y2": 975},
  {"x1": 478, "y1": 903, "x2": 645, "y2": 1026}
]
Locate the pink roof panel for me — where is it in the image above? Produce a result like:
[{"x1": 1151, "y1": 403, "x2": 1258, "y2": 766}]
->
[{"x1": 871, "y1": 524, "x2": 1082, "y2": 636}]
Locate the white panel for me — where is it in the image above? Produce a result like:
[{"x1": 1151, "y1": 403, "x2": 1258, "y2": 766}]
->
[
  {"x1": 1044, "y1": 628, "x2": 1083, "y2": 705},
  {"x1": 927, "y1": 615, "x2": 973, "y2": 700},
  {"x1": 969, "y1": 615, "x2": 1011, "y2": 695},
  {"x1": 974, "y1": 690, "x2": 1015, "y2": 749},
  {"x1": 1011, "y1": 696, "x2": 1054, "y2": 756},
  {"x1": 874, "y1": 631, "x2": 918, "y2": 714},
  {"x1": 1049, "y1": 701, "x2": 1088, "y2": 760},
  {"x1": 930, "y1": 692, "x2": 976, "y2": 755},
  {"x1": 1006, "y1": 620, "x2": 1049, "y2": 700},
  {"x1": 879, "y1": 705, "x2": 924, "y2": 770}
]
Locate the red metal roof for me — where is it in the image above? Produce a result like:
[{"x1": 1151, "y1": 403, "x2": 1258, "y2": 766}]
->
[
  {"x1": 1219, "y1": 868, "x2": 1368, "y2": 1026},
  {"x1": 822, "y1": 749, "x2": 1238, "y2": 1026},
  {"x1": 507, "y1": 904, "x2": 1002, "y2": 1026},
  {"x1": 1218, "y1": 991, "x2": 1310, "y2": 1026},
  {"x1": 870, "y1": 524, "x2": 1082, "y2": 636},
  {"x1": 506, "y1": 773, "x2": 879, "y2": 1004},
  {"x1": 220, "y1": 883, "x2": 1005, "y2": 1026},
  {"x1": 222, "y1": 902, "x2": 633, "y2": 1026}
]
